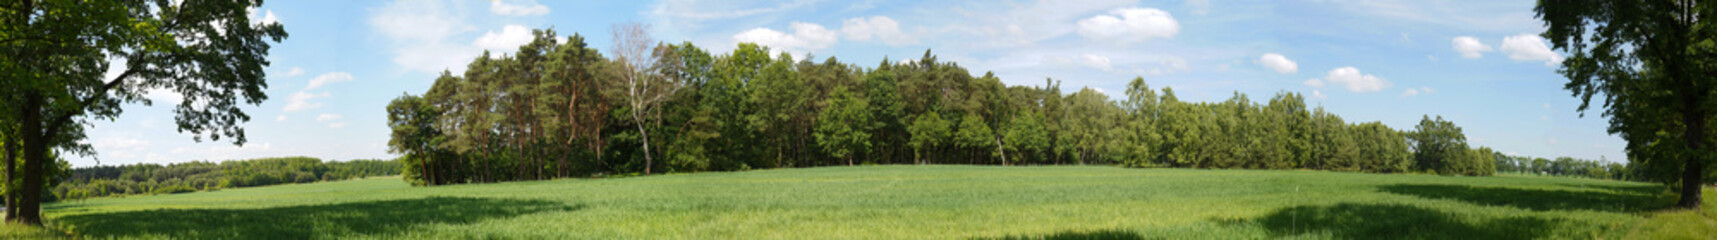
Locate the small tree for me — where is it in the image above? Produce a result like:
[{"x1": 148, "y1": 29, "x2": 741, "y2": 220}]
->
[
  {"x1": 814, "y1": 86, "x2": 872, "y2": 165},
  {"x1": 908, "y1": 111, "x2": 951, "y2": 164}
]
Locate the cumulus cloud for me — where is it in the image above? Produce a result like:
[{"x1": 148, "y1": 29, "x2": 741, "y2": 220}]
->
[
  {"x1": 1402, "y1": 86, "x2": 1436, "y2": 97},
  {"x1": 1258, "y1": 53, "x2": 1297, "y2": 74},
  {"x1": 1079, "y1": 54, "x2": 1113, "y2": 71},
  {"x1": 1077, "y1": 8, "x2": 1179, "y2": 44},
  {"x1": 733, "y1": 22, "x2": 838, "y2": 57},
  {"x1": 369, "y1": 0, "x2": 478, "y2": 73},
  {"x1": 1310, "y1": 90, "x2": 1328, "y2": 99},
  {"x1": 171, "y1": 142, "x2": 277, "y2": 162},
  {"x1": 841, "y1": 16, "x2": 917, "y2": 46},
  {"x1": 474, "y1": 25, "x2": 535, "y2": 52},
  {"x1": 1304, "y1": 78, "x2": 1324, "y2": 87},
  {"x1": 1321, "y1": 67, "x2": 1390, "y2": 92},
  {"x1": 1158, "y1": 56, "x2": 1189, "y2": 73},
  {"x1": 146, "y1": 88, "x2": 184, "y2": 104},
  {"x1": 1501, "y1": 33, "x2": 1564, "y2": 66},
  {"x1": 283, "y1": 91, "x2": 329, "y2": 112},
  {"x1": 91, "y1": 136, "x2": 152, "y2": 162},
  {"x1": 316, "y1": 113, "x2": 343, "y2": 122},
  {"x1": 1451, "y1": 36, "x2": 1492, "y2": 59},
  {"x1": 1186, "y1": 0, "x2": 1210, "y2": 15},
  {"x1": 490, "y1": 0, "x2": 549, "y2": 16},
  {"x1": 258, "y1": 10, "x2": 279, "y2": 25},
  {"x1": 284, "y1": 67, "x2": 305, "y2": 77},
  {"x1": 277, "y1": 115, "x2": 286, "y2": 122},
  {"x1": 305, "y1": 72, "x2": 353, "y2": 90}
]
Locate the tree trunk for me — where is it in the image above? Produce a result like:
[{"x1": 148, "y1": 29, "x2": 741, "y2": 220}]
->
[
  {"x1": 636, "y1": 116, "x2": 653, "y2": 175},
  {"x1": 1679, "y1": 100, "x2": 1706, "y2": 209},
  {"x1": 994, "y1": 136, "x2": 1008, "y2": 166},
  {"x1": 16, "y1": 93, "x2": 44, "y2": 225},
  {"x1": 3, "y1": 128, "x2": 16, "y2": 221}
]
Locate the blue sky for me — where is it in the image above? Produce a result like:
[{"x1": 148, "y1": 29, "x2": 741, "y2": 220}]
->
[{"x1": 71, "y1": 0, "x2": 1625, "y2": 167}]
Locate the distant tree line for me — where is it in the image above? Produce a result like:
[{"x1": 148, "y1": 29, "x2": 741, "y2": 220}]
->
[
  {"x1": 50, "y1": 157, "x2": 399, "y2": 201},
  {"x1": 1494, "y1": 155, "x2": 1658, "y2": 181},
  {"x1": 384, "y1": 26, "x2": 1511, "y2": 186}
]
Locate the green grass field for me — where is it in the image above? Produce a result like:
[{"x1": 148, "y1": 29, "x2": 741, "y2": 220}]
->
[{"x1": 17, "y1": 165, "x2": 1717, "y2": 239}]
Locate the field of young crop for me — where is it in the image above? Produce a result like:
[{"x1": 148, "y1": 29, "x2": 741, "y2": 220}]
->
[{"x1": 19, "y1": 165, "x2": 1717, "y2": 239}]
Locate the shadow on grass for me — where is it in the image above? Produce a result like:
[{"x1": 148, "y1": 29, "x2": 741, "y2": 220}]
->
[
  {"x1": 1554, "y1": 183, "x2": 1668, "y2": 196},
  {"x1": 978, "y1": 229, "x2": 1145, "y2": 240},
  {"x1": 1253, "y1": 203, "x2": 1553, "y2": 239},
  {"x1": 54, "y1": 196, "x2": 580, "y2": 239},
  {"x1": 1378, "y1": 184, "x2": 1672, "y2": 213}
]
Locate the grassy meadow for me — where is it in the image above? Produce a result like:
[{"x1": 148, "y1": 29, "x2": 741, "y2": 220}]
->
[{"x1": 15, "y1": 165, "x2": 1717, "y2": 239}]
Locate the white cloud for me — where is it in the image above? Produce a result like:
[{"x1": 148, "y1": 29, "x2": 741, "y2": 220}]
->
[
  {"x1": 1310, "y1": 90, "x2": 1328, "y2": 99},
  {"x1": 248, "y1": 7, "x2": 280, "y2": 25},
  {"x1": 1077, "y1": 8, "x2": 1180, "y2": 44},
  {"x1": 1079, "y1": 54, "x2": 1113, "y2": 71},
  {"x1": 145, "y1": 88, "x2": 184, "y2": 104},
  {"x1": 283, "y1": 91, "x2": 329, "y2": 112},
  {"x1": 841, "y1": 16, "x2": 917, "y2": 46},
  {"x1": 1401, "y1": 88, "x2": 1420, "y2": 97},
  {"x1": 369, "y1": 0, "x2": 478, "y2": 73},
  {"x1": 329, "y1": 123, "x2": 348, "y2": 129},
  {"x1": 1321, "y1": 67, "x2": 1390, "y2": 92},
  {"x1": 1452, "y1": 36, "x2": 1493, "y2": 59},
  {"x1": 732, "y1": 22, "x2": 838, "y2": 57},
  {"x1": 1159, "y1": 56, "x2": 1189, "y2": 73},
  {"x1": 276, "y1": 115, "x2": 286, "y2": 122},
  {"x1": 936, "y1": 0, "x2": 1132, "y2": 48},
  {"x1": 171, "y1": 142, "x2": 276, "y2": 161},
  {"x1": 1258, "y1": 53, "x2": 1297, "y2": 74},
  {"x1": 1304, "y1": 78, "x2": 1324, "y2": 87},
  {"x1": 91, "y1": 136, "x2": 153, "y2": 162},
  {"x1": 1186, "y1": 0, "x2": 1210, "y2": 15},
  {"x1": 316, "y1": 113, "x2": 343, "y2": 122},
  {"x1": 1420, "y1": 86, "x2": 1435, "y2": 94},
  {"x1": 474, "y1": 25, "x2": 536, "y2": 53},
  {"x1": 1500, "y1": 34, "x2": 1564, "y2": 66},
  {"x1": 284, "y1": 67, "x2": 305, "y2": 77},
  {"x1": 490, "y1": 0, "x2": 549, "y2": 16},
  {"x1": 259, "y1": 10, "x2": 279, "y2": 25},
  {"x1": 95, "y1": 136, "x2": 151, "y2": 150},
  {"x1": 305, "y1": 72, "x2": 353, "y2": 90}
]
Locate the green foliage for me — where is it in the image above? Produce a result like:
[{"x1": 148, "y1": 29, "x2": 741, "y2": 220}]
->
[
  {"x1": 813, "y1": 86, "x2": 871, "y2": 165},
  {"x1": 908, "y1": 111, "x2": 952, "y2": 163},
  {"x1": 382, "y1": 27, "x2": 1527, "y2": 186},
  {"x1": 33, "y1": 166, "x2": 1712, "y2": 239},
  {"x1": 1002, "y1": 111, "x2": 1050, "y2": 165},
  {"x1": 953, "y1": 113, "x2": 996, "y2": 162},
  {"x1": 1408, "y1": 116, "x2": 1493, "y2": 176},
  {"x1": 2, "y1": 0, "x2": 288, "y2": 224},
  {"x1": 52, "y1": 157, "x2": 400, "y2": 200},
  {"x1": 1537, "y1": 0, "x2": 1717, "y2": 208}
]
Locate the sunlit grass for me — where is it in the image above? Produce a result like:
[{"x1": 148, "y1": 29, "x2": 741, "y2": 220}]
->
[{"x1": 16, "y1": 165, "x2": 1713, "y2": 239}]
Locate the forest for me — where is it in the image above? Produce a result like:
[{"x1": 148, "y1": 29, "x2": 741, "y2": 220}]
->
[
  {"x1": 50, "y1": 157, "x2": 398, "y2": 201},
  {"x1": 383, "y1": 26, "x2": 1539, "y2": 186}
]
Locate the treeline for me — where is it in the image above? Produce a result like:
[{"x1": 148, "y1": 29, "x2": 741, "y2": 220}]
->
[
  {"x1": 51, "y1": 157, "x2": 399, "y2": 201},
  {"x1": 1495, "y1": 155, "x2": 1641, "y2": 181},
  {"x1": 385, "y1": 27, "x2": 1503, "y2": 186}
]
